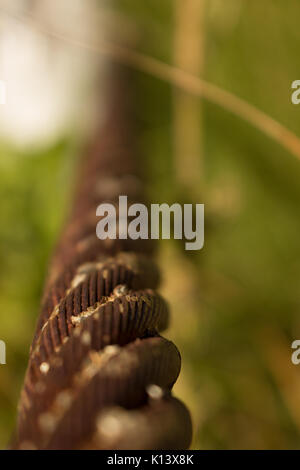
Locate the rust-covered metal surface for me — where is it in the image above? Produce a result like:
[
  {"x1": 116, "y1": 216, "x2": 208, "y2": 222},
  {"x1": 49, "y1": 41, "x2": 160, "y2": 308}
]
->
[{"x1": 14, "y1": 68, "x2": 192, "y2": 450}]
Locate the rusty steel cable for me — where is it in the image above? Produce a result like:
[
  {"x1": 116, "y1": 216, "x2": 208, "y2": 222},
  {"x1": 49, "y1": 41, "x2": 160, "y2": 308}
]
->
[{"x1": 13, "y1": 68, "x2": 192, "y2": 450}]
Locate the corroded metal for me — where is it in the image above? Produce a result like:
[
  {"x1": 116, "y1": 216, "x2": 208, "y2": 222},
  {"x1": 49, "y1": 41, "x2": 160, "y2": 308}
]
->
[{"x1": 14, "y1": 68, "x2": 192, "y2": 450}]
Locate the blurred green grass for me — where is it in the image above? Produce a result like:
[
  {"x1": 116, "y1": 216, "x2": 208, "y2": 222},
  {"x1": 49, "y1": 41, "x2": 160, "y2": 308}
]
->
[
  {"x1": 1, "y1": 0, "x2": 300, "y2": 449},
  {"x1": 0, "y1": 140, "x2": 75, "y2": 446}
]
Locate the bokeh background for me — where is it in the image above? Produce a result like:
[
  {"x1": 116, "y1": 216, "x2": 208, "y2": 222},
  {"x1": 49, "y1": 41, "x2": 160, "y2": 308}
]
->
[{"x1": 1, "y1": 0, "x2": 300, "y2": 449}]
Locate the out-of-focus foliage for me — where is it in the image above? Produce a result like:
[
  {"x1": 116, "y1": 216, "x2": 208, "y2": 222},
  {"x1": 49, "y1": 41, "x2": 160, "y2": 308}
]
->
[
  {"x1": 0, "y1": 140, "x2": 75, "y2": 446},
  {"x1": 1, "y1": 0, "x2": 300, "y2": 449}
]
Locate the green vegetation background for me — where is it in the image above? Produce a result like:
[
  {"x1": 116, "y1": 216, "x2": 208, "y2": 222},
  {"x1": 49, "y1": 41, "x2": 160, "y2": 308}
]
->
[{"x1": 1, "y1": 0, "x2": 300, "y2": 449}]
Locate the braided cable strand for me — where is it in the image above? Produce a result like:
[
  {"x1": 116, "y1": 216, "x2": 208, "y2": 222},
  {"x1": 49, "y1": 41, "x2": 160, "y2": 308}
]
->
[{"x1": 14, "y1": 68, "x2": 192, "y2": 450}]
